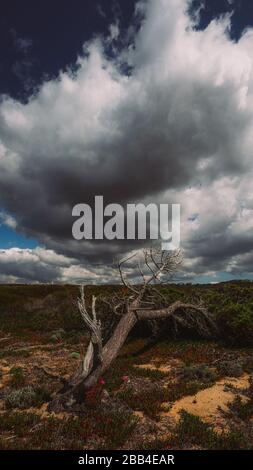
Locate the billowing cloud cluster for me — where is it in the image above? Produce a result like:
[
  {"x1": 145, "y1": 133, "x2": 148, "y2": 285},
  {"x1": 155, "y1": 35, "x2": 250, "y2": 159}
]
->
[
  {"x1": 0, "y1": 247, "x2": 116, "y2": 284},
  {"x1": 0, "y1": 0, "x2": 253, "y2": 283}
]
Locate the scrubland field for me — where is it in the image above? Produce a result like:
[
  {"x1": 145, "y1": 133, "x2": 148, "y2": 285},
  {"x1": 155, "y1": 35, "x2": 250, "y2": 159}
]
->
[{"x1": 0, "y1": 281, "x2": 253, "y2": 450}]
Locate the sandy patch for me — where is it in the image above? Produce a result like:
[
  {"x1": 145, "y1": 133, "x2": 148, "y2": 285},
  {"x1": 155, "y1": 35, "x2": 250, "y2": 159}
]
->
[
  {"x1": 160, "y1": 374, "x2": 251, "y2": 427},
  {"x1": 134, "y1": 411, "x2": 145, "y2": 419},
  {"x1": 134, "y1": 359, "x2": 182, "y2": 374},
  {"x1": 135, "y1": 363, "x2": 172, "y2": 373},
  {"x1": 0, "y1": 403, "x2": 71, "y2": 420},
  {"x1": 25, "y1": 403, "x2": 71, "y2": 420}
]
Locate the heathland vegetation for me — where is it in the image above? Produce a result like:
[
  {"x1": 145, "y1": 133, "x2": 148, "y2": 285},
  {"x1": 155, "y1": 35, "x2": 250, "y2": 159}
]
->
[{"x1": 0, "y1": 279, "x2": 253, "y2": 449}]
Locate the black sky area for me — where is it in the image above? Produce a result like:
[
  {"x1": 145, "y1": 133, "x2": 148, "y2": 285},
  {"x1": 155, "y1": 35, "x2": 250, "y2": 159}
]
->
[
  {"x1": 0, "y1": 0, "x2": 253, "y2": 101},
  {"x1": 191, "y1": 0, "x2": 253, "y2": 38},
  {"x1": 0, "y1": 0, "x2": 136, "y2": 100}
]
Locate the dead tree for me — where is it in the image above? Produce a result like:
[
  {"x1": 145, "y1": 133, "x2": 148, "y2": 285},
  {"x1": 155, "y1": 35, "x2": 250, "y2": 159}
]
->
[{"x1": 49, "y1": 249, "x2": 218, "y2": 411}]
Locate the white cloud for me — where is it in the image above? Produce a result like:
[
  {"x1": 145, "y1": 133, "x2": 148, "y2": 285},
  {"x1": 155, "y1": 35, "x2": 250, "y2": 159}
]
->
[
  {"x1": 0, "y1": 211, "x2": 17, "y2": 230},
  {"x1": 0, "y1": 0, "x2": 253, "y2": 282},
  {"x1": 0, "y1": 247, "x2": 104, "y2": 284}
]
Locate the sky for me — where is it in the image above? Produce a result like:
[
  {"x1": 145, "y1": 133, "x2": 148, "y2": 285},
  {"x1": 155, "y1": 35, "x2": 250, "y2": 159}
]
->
[{"x1": 0, "y1": 0, "x2": 253, "y2": 284}]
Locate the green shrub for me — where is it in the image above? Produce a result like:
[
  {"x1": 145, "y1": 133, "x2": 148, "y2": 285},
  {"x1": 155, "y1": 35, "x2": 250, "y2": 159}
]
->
[
  {"x1": 50, "y1": 328, "x2": 66, "y2": 342},
  {"x1": 5, "y1": 386, "x2": 37, "y2": 409},
  {"x1": 169, "y1": 410, "x2": 249, "y2": 449},
  {"x1": 174, "y1": 410, "x2": 217, "y2": 448},
  {"x1": 217, "y1": 301, "x2": 253, "y2": 346},
  {"x1": 179, "y1": 364, "x2": 217, "y2": 382},
  {"x1": 118, "y1": 386, "x2": 167, "y2": 420},
  {"x1": 9, "y1": 367, "x2": 25, "y2": 387},
  {"x1": 230, "y1": 395, "x2": 253, "y2": 421},
  {"x1": 217, "y1": 360, "x2": 243, "y2": 377},
  {"x1": 5, "y1": 385, "x2": 50, "y2": 409},
  {"x1": 0, "y1": 411, "x2": 40, "y2": 436},
  {"x1": 94, "y1": 409, "x2": 138, "y2": 449}
]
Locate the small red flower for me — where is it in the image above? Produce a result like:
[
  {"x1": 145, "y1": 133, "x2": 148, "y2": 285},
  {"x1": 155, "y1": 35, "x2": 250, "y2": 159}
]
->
[
  {"x1": 99, "y1": 378, "x2": 106, "y2": 385},
  {"x1": 122, "y1": 375, "x2": 130, "y2": 383}
]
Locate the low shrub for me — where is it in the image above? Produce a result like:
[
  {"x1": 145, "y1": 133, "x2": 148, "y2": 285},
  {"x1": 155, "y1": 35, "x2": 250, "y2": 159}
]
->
[
  {"x1": 216, "y1": 301, "x2": 253, "y2": 346},
  {"x1": 5, "y1": 386, "x2": 37, "y2": 409},
  {"x1": 229, "y1": 395, "x2": 253, "y2": 421},
  {"x1": 216, "y1": 360, "x2": 243, "y2": 378},
  {"x1": 169, "y1": 410, "x2": 249, "y2": 449},
  {"x1": 179, "y1": 364, "x2": 217, "y2": 382},
  {"x1": 5, "y1": 385, "x2": 50, "y2": 409},
  {"x1": 9, "y1": 367, "x2": 25, "y2": 387}
]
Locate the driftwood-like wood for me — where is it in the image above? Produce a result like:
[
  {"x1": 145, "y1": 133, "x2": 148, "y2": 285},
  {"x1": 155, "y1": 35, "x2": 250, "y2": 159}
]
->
[{"x1": 49, "y1": 249, "x2": 218, "y2": 411}]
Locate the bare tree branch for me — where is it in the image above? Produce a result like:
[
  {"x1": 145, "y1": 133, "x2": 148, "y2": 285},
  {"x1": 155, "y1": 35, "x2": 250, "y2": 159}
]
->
[{"x1": 49, "y1": 249, "x2": 219, "y2": 412}]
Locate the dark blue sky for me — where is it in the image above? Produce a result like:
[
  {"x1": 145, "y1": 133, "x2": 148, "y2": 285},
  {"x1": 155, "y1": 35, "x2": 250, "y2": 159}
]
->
[
  {"x1": 191, "y1": 0, "x2": 253, "y2": 38},
  {"x1": 0, "y1": 0, "x2": 136, "y2": 100},
  {"x1": 0, "y1": 1, "x2": 253, "y2": 101}
]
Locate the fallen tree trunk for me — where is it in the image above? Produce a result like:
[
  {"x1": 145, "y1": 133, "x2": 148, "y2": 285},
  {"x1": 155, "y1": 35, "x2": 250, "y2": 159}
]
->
[
  {"x1": 49, "y1": 299, "x2": 217, "y2": 411},
  {"x1": 48, "y1": 250, "x2": 219, "y2": 411}
]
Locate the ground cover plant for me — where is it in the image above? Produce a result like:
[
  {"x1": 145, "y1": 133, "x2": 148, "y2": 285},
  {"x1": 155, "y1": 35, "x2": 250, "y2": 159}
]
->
[{"x1": 1, "y1": 262, "x2": 253, "y2": 449}]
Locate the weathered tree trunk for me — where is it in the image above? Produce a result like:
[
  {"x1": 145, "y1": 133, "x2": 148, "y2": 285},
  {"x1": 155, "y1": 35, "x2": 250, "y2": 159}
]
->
[
  {"x1": 49, "y1": 299, "x2": 217, "y2": 411},
  {"x1": 48, "y1": 250, "x2": 219, "y2": 411}
]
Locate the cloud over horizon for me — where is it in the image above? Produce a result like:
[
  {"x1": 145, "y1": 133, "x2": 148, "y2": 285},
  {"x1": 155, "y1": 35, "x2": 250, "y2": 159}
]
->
[{"x1": 0, "y1": 0, "x2": 253, "y2": 283}]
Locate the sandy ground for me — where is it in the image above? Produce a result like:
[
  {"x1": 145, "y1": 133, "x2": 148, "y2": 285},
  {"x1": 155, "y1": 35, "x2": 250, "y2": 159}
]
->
[{"x1": 162, "y1": 374, "x2": 250, "y2": 419}]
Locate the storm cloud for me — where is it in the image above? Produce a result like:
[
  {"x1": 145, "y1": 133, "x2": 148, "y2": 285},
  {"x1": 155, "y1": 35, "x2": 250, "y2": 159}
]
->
[{"x1": 0, "y1": 0, "x2": 253, "y2": 282}]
